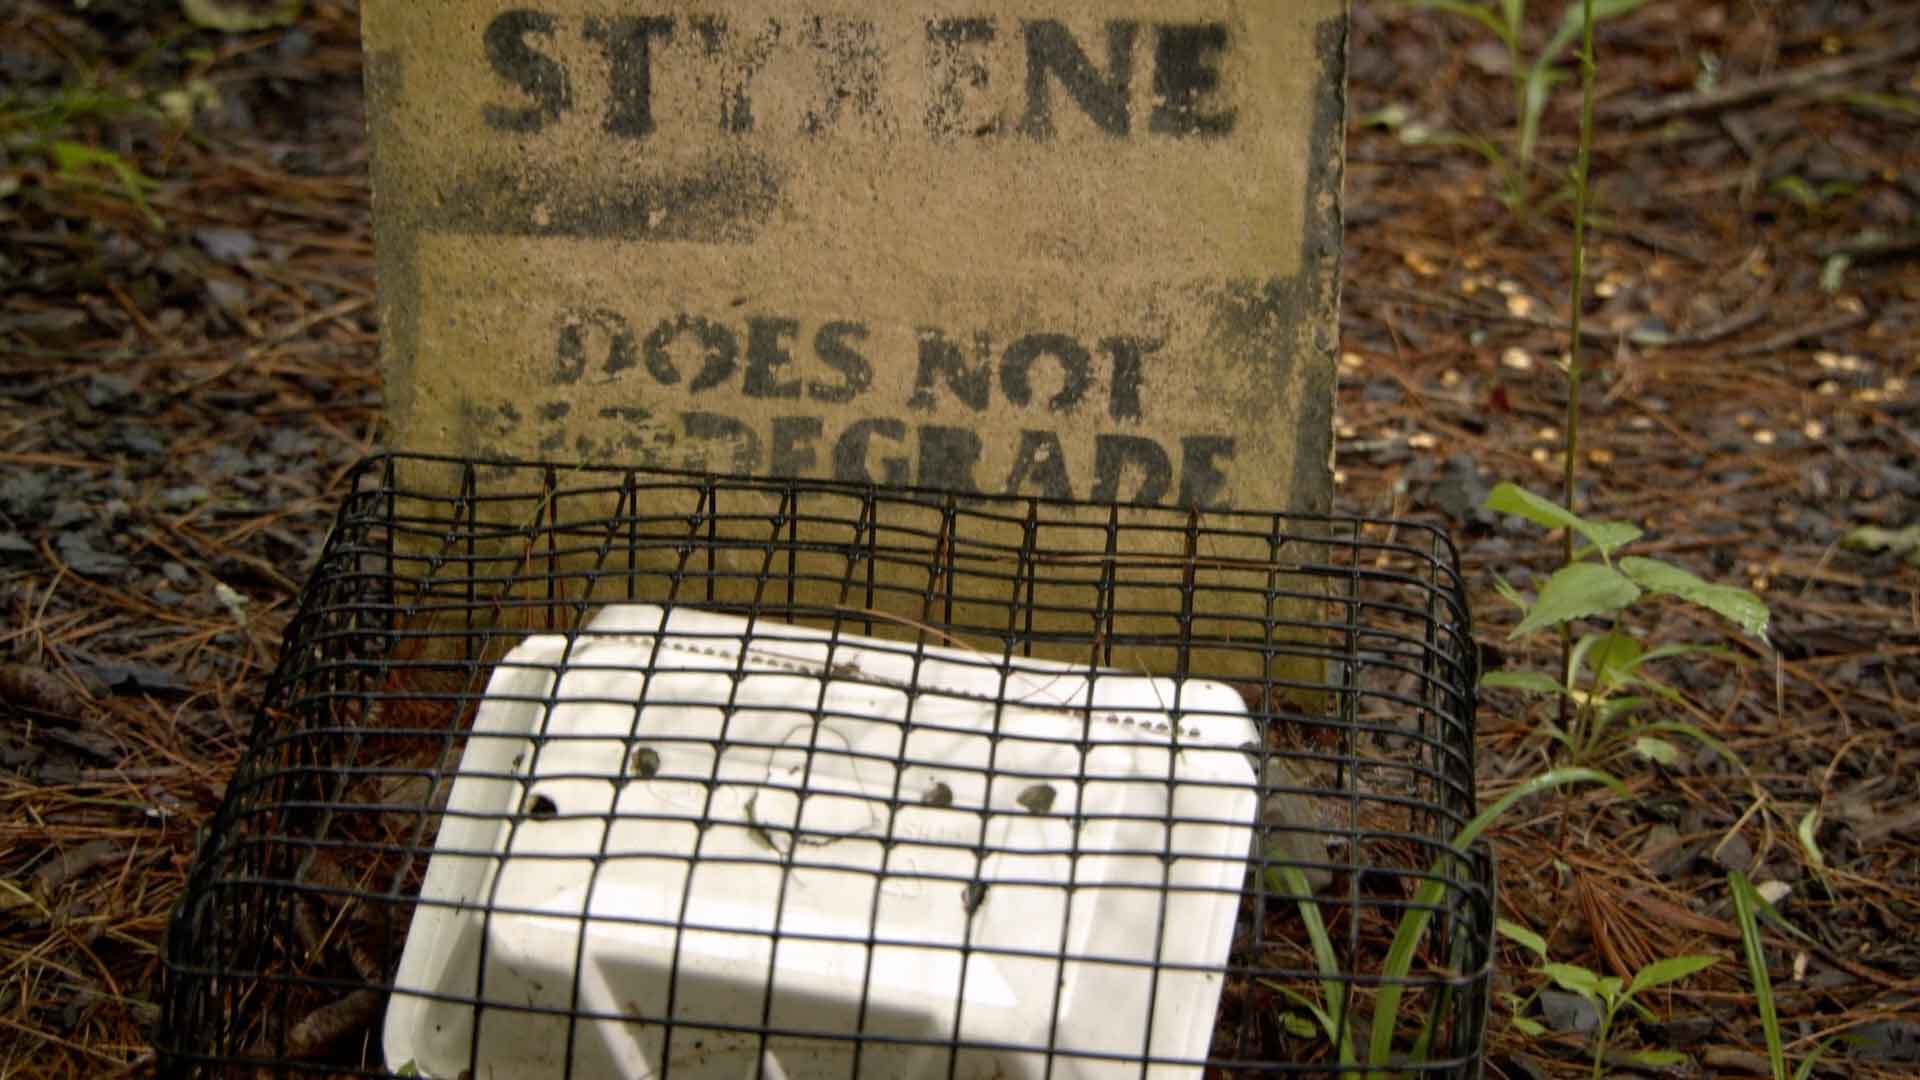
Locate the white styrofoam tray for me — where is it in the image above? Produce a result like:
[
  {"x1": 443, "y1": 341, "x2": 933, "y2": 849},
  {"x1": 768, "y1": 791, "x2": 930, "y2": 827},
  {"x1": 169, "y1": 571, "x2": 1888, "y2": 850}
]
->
[{"x1": 385, "y1": 604, "x2": 1258, "y2": 1079}]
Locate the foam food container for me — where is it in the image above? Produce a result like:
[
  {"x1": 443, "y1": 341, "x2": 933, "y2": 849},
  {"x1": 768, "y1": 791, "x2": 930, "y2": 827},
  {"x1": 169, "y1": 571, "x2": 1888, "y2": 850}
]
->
[{"x1": 385, "y1": 604, "x2": 1258, "y2": 1078}]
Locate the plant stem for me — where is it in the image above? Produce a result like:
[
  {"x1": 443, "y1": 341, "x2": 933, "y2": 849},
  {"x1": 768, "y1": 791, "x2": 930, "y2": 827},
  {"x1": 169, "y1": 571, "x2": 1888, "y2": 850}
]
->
[
  {"x1": 1558, "y1": 0, "x2": 1601, "y2": 745},
  {"x1": 1591, "y1": 1006, "x2": 1612, "y2": 1080},
  {"x1": 1565, "y1": 0, "x2": 1596, "y2": 531},
  {"x1": 1508, "y1": 10, "x2": 1526, "y2": 208}
]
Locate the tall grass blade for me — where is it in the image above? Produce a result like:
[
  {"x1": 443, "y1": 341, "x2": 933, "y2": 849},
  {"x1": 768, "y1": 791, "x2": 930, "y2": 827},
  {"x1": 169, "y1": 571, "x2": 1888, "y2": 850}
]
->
[
  {"x1": 1268, "y1": 863, "x2": 1358, "y2": 1066},
  {"x1": 1731, "y1": 871, "x2": 1787, "y2": 1079}
]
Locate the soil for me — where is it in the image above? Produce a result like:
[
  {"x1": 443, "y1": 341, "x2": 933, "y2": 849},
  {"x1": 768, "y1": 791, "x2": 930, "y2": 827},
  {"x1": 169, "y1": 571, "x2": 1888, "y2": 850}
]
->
[{"x1": 1, "y1": 1, "x2": 1915, "y2": 1078}]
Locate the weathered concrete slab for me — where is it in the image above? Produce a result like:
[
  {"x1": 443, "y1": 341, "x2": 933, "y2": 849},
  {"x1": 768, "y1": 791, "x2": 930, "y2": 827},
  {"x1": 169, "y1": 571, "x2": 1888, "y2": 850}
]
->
[
  {"x1": 366, "y1": 1, "x2": 1342, "y2": 510},
  {"x1": 364, "y1": 1, "x2": 1346, "y2": 678}
]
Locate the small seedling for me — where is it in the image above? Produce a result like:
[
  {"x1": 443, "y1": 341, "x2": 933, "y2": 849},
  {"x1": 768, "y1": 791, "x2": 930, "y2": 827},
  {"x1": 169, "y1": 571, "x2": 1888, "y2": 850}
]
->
[
  {"x1": 1501, "y1": 918, "x2": 1717, "y2": 1078},
  {"x1": 1480, "y1": 483, "x2": 1769, "y2": 769},
  {"x1": 1493, "y1": 918, "x2": 1552, "y2": 1037},
  {"x1": 2, "y1": 77, "x2": 170, "y2": 228},
  {"x1": 1549, "y1": 955, "x2": 1718, "y2": 1077},
  {"x1": 1769, "y1": 174, "x2": 1856, "y2": 215}
]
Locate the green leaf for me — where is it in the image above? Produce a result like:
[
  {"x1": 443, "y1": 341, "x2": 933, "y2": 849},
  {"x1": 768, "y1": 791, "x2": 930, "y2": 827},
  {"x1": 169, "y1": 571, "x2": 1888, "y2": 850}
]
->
[
  {"x1": 1511, "y1": 1013, "x2": 1548, "y2": 1037},
  {"x1": 1798, "y1": 808, "x2": 1826, "y2": 873},
  {"x1": 1627, "y1": 1049, "x2": 1690, "y2": 1068},
  {"x1": 1510, "y1": 562, "x2": 1641, "y2": 638},
  {"x1": 1260, "y1": 980, "x2": 1355, "y2": 1064},
  {"x1": 1640, "y1": 720, "x2": 1742, "y2": 768},
  {"x1": 1594, "y1": 695, "x2": 1650, "y2": 727},
  {"x1": 1472, "y1": 768, "x2": 1627, "y2": 849},
  {"x1": 1397, "y1": 127, "x2": 1510, "y2": 174},
  {"x1": 1632, "y1": 641, "x2": 1738, "y2": 668},
  {"x1": 1541, "y1": 962, "x2": 1604, "y2": 1000},
  {"x1": 1840, "y1": 91, "x2": 1920, "y2": 119},
  {"x1": 1358, "y1": 104, "x2": 1413, "y2": 130},
  {"x1": 1281, "y1": 1011, "x2": 1319, "y2": 1039},
  {"x1": 1517, "y1": 62, "x2": 1566, "y2": 171},
  {"x1": 1614, "y1": 556, "x2": 1705, "y2": 591},
  {"x1": 1266, "y1": 865, "x2": 1357, "y2": 1065},
  {"x1": 1638, "y1": 678, "x2": 1690, "y2": 706},
  {"x1": 1580, "y1": 694, "x2": 1641, "y2": 753},
  {"x1": 1841, "y1": 524, "x2": 1920, "y2": 567},
  {"x1": 44, "y1": 140, "x2": 163, "y2": 228},
  {"x1": 1567, "y1": 632, "x2": 1604, "y2": 683},
  {"x1": 1627, "y1": 954, "x2": 1718, "y2": 996},
  {"x1": 1406, "y1": 963, "x2": 1459, "y2": 1067},
  {"x1": 1632, "y1": 736, "x2": 1681, "y2": 766},
  {"x1": 1492, "y1": 572, "x2": 1530, "y2": 612},
  {"x1": 48, "y1": 142, "x2": 134, "y2": 181},
  {"x1": 180, "y1": 0, "x2": 303, "y2": 31},
  {"x1": 1730, "y1": 871, "x2": 1787, "y2": 1080},
  {"x1": 1498, "y1": 918, "x2": 1549, "y2": 958},
  {"x1": 1770, "y1": 175, "x2": 1825, "y2": 209},
  {"x1": 1585, "y1": 631, "x2": 1643, "y2": 689},
  {"x1": 1821, "y1": 252, "x2": 1852, "y2": 294},
  {"x1": 1619, "y1": 556, "x2": 1771, "y2": 638},
  {"x1": 1402, "y1": 0, "x2": 1517, "y2": 46},
  {"x1": 1481, "y1": 670, "x2": 1565, "y2": 695},
  {"x1": 1485, "y1": 482, "x2": 1643, "y2": 558},
  {"x1": 1540, "y1": 722, "x2": 1576, "y2": 750},
  {"x1": 1542, "y1": 0, "x2": 1652, "y2": 66},
  {"x1": 1794, "y1": 1035, "x2": 1850, "y2": 1080},
  {"x1": 1735, "y1": 875, "x2": 1820, "y2": 950},
  {"x1": 1498, "y1": 0, "x2": 1525, "y2": 36}
]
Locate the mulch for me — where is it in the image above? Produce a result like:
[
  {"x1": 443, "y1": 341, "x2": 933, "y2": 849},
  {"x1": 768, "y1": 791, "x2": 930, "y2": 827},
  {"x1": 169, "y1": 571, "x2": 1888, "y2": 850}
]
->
[{"x1": 1, "y1": 1, "x2": 1915, "y2": 1077}]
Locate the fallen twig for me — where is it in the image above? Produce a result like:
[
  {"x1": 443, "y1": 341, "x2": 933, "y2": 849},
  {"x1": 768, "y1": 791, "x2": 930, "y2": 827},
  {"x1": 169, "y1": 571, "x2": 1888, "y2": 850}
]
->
[
  {"x1": 1725, "y1": 308, "x2": 1872, "y2": 357},
  {"x1": 1601, "y1": 34, "x2": 1920, "y2": 125},
  {"x1": 1351, "y1": 284, "x2": 1770, "y2": 348},
  {"x1": 1819, "y1": 230, "x2": 1920, "y2": 262}
]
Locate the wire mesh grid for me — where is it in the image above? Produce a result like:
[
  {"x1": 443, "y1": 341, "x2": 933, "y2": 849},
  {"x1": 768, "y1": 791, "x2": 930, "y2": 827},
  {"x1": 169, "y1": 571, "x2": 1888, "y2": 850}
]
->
[{"x1": 161, "y1": 452, "x2": 1492, "y2": 1078}]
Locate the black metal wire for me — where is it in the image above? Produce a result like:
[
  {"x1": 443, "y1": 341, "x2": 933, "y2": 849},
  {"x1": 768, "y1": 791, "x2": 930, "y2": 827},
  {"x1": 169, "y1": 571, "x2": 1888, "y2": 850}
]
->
[{"x1": 160, "y1": 452, "x2": 1491, "y2": 1078}]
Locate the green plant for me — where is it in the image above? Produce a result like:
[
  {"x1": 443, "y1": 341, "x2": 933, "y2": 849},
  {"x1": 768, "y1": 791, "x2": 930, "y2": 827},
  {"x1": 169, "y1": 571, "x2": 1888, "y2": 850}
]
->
[
  {"x1": 0, "y1": 79, "x2": 166, "y2": 227},
  {"x1": 1497, "y1": 918, "x2": 1718, "y2": 1077},
  {"x1": 1841, "y1": 523, "x2": 1920, "y2": 568},
  {"x1": 1261, "y1": 767, "x2": 1626, "y2": 1076},
  {"x1": 1421, "y1": 3, "x2": 1778, "y2": 1076},
  {"x1": 1389, "y1": 0, "x2": 1649, "y2": 211},
  {"x1": 1493, "y1": 919, "x2": 1553, "y2": 1039},
  {"x1": 1479, "y1": 483, "x2": 1768, "y2": 767},
  {"x1": 1455, "y1": 0, "x2": 1770, "y2": 769},
  {"x1": 1768, "y1": 174, "x2": 1856, "y2": 215}
]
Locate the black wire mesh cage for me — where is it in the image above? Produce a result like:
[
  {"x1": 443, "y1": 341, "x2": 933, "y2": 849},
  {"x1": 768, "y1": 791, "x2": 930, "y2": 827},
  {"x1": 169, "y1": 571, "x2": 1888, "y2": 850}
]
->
[{"x1": 161, "y1": 452, "x2": 1493, "y2": 1078}]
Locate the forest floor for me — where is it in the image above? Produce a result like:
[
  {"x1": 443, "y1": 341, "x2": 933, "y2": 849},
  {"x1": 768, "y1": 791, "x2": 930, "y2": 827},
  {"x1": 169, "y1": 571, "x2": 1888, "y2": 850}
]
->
[{"x1": 2, "y1": 1, "x2": 1916, "y2": 1077}]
